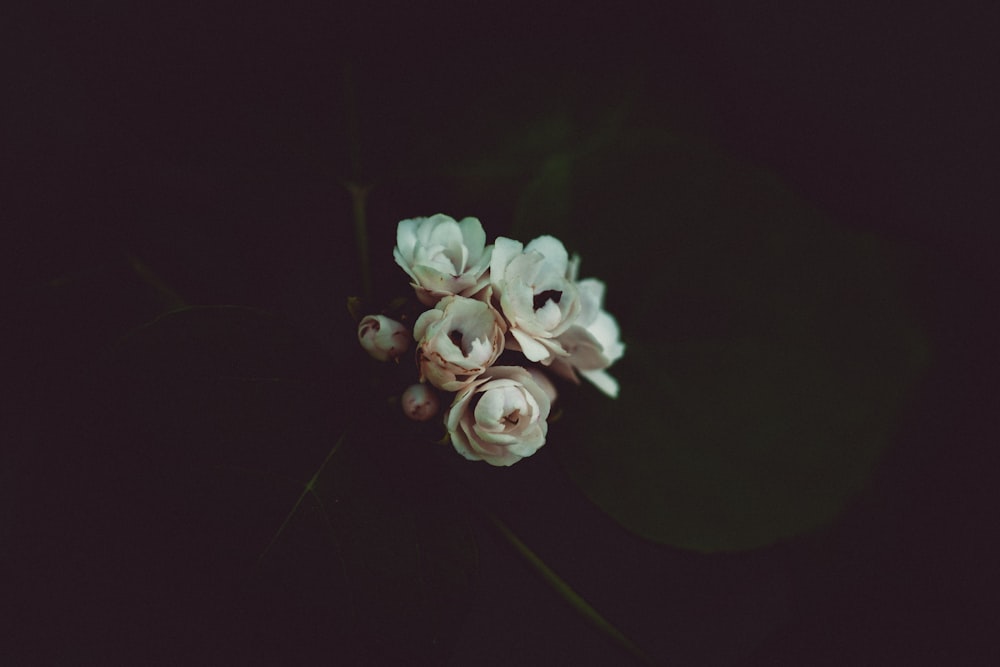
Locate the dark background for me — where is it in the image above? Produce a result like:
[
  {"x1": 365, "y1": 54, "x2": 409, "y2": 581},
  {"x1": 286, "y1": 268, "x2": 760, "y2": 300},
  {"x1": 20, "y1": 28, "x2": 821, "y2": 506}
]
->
[{"x1": 9, "y1": 2, "x2": 998, "y2": 665}]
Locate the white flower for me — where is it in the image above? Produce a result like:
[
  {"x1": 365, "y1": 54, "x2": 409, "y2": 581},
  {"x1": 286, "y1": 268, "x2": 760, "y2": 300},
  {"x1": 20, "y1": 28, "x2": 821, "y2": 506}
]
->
[
  {"x1": 393, "y1": 214, "x2": 493, "y2": 306},
  {"x1": 445, "y1": 366, "x2": 551, "y2": 466},
  {"x1": 357, "y1": 315, "x2": 411, "y2": 362},
  {"x1": 413, "y1": 295, "x2": 507, "y2": 392},
  {"x1": 549, "y1": 278, "x2": 625, "y2": 398},
  {"x1": 489, "y1": 235, "x2": 581, "y2": 364}
]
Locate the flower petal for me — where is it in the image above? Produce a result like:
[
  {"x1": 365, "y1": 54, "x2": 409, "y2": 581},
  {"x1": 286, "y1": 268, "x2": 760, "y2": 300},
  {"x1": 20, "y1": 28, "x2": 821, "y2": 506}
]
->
[
  {"x1": 525, "y1": 235, "x2": 569, "y2": 271},
  {"x1": 579, "y1": 368, "x2": 620, "y2": 399},
  {"x1": 511, "y1": 329, "x2": 552, "y2": 362},
  {"x1": 458, "y1": 217, "x2": 487, "y2": 264}
]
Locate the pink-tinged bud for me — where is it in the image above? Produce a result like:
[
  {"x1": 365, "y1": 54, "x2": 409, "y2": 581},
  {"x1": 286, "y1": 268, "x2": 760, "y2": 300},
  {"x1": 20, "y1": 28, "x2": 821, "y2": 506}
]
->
[
  {"x1": 402, "y1": 383, "x2": 440, "y2": 422},
  {"x1": 358, "y1": 315, "x2": 411, "y2": 362}
]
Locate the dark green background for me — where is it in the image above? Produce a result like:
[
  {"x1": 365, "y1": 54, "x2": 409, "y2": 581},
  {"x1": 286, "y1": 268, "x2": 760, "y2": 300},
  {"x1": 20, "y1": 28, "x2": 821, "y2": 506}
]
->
[{"x1": 9, "y1": 3, "x2": 997, "y2": 665}]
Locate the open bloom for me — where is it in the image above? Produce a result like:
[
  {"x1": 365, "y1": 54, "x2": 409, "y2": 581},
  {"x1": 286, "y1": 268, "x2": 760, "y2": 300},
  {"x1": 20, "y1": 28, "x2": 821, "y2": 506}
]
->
[
  {"x1": 357, "y1": 315, "x2": 411, "y2": 362},
  {"x1": 489, "y1": 235, "x2": 581, "y2": 364},
  {"x1": 445, "y1": 366, "x2": 551, "y2": 466},
  {"x1": 413, "y1": 295, "x2": 507, "y2": 392},
  {"x1": 393, "y1": 214, "x2": 493, "y2": 306},
  {"x1": 549, "y1": 278, "x2": 625, "y2": 398}
]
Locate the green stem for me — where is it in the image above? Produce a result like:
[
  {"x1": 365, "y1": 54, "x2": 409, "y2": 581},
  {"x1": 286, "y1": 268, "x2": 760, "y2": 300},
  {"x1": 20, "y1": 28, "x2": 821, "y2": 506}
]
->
[
  {"x1": 489, "y1": 514, "x2": 657, "y2": 666},
  {"x1": 257, "y1": 431, "x2": 348, "y2": 566},
  {"x1": 341, "y1": 63, "x2": 372, "y2": 300},
  {"x1": 346, "y1": 181, "x2": 373, "y2": 300},
  {"x1": 342, "y1": 63, "x2": 362, "y2": 180},
  {"x1": 125, "y1": 251, "x2": 187, "y2": 309}
]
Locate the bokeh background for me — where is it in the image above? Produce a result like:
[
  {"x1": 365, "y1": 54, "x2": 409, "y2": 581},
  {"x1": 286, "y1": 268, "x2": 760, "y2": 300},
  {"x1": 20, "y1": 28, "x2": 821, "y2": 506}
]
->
[{"x1": 9, "y1": 3, "x2": 998, "y2": 665}]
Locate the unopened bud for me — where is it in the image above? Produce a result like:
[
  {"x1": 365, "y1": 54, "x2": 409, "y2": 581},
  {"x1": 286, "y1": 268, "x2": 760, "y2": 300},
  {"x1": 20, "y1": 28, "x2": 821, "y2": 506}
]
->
[
  {"x1": 402, "y1": 383, "x2": 440, "y2": 422},
  {"x1": 358, "y1": 315, "x2": 410, "y2": 362}
]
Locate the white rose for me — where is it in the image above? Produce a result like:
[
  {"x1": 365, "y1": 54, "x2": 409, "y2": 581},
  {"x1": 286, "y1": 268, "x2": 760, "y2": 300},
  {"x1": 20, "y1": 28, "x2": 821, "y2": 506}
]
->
[
  {"x1": 413, "y1": 295, "x2": 507, "y2": 392},
  {"x1": 489, "y1": 235, "x2": 581, "y2": 364},
  {"x1": 393, "y1": 214, "x2": 493, "y2": 306},
  {"x1": 549, "y1": 278, "x2": 625, "y2": 398},
  {"x1": 357, "y1": 315, "x2": 411, "y2": 362},
  {"x1": 445, "y1": 366, "x2": 552, "y2": 467}
]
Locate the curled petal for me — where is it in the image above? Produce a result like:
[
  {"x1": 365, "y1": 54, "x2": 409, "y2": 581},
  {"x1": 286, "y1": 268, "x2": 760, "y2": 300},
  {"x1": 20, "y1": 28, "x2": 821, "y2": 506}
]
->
[
  {"x1": 414, "y1": 295, "x2": 506, "y2": 392},
  {"x1": 490, "y1": 235, "x2": 581, "y2": 364},
  {"x1": 393, "y1": 214, "x2": 493, "y2": 306},
  {"x1": 445, "y1": 366, "x2": 551, "y2": 466}
]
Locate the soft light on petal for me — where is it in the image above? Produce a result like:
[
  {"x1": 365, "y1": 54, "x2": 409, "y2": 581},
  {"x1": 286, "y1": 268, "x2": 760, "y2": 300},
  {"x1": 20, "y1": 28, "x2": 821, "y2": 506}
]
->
[
  {"x1": 458, "y1": 217, "x2": 487, "y2": 263},
  {"x1": 579, "y1": 368, "x2": 620, "y2": 399},
  {"x1": 490, "y1": 237, "x2": 524, "y2": 287},
  {"x1": 443, "y1": 366, "x2": 551, "y2": 466},
  {"x1": 395, "y1": 218, "x2": 420, "y2": 261},
  {"x1": 414, "y1": 296, "x2": 506, "y2": 391},
  {"x1": 525, "y1": 235, "x2": 569, "y2": 272},
  {"x1": 511, "y1": 329, "x2": 552, "y2": 362},
  {"x1": 394, "y1": 215, "x2": 492, "y2": 306}
]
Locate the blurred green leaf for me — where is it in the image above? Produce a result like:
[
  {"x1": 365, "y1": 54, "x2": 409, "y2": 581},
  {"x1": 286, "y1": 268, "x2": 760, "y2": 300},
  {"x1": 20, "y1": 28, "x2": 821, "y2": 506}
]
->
[
  {"x1": 541, "y1": 134, "x2": 930, "y2": 552},
  {"x1": 434, "y1": 85, "x2": 635, "y2": 236},
  {"x1": 511, "y1": 152, "x2": 574, "y2": 242}
]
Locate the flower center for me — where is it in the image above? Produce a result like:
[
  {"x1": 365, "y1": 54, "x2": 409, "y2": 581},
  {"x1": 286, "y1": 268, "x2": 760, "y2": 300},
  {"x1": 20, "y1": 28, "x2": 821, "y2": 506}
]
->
[
  {"x1": 502, "y1": 409, "x2": 521, "y2": 427},
  {"x1": 532, "y1": 289, "x2": 562, "y2": 311},
  {"x1": 448, "y1": 329, "x2": 465, "y2": 350}
]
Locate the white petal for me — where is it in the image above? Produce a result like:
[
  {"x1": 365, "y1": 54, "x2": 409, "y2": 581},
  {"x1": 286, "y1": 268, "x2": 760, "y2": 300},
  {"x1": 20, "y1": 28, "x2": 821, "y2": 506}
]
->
[
  {"x1": 474, "y1": 388, "x2": 506, "y2": 427},
  {"x1": 557, "y1": 325, "x2": 607, "y2": 370},
  {"x1": 466, "y1": 336, "x2": 493, "y2": 365},
  {"x1": 490, "y1": 237, "x2": 523, "y2": 288},
  {"x1": 458, "y1": 217, "x2": 487, "y2": 262},
  {"x1": 525, "y1": 235, "x2": 569, "y2": 271},
  {"x1": 566, "y1": 253, "x2": 581, "y2": 281},
  {"x1": 534, "y1": 298, "x2": 563, "y2": 330},
  {"x1": 589, "y1": 311, "x2": 625, "y2": 363},
  {"x1": 413, "y1": 308, "x2": 442, "y2": 341},
  {"x1": 579, "y1": 368, "x2": 620, "y2": 398},
  {"x1": 412, "y1": 263, "x2": 452, "y2": 293},
  {"x1": 511, "y1": 329, "x2": 551, "y2": 362},
  {"x1": 506, "y1": 426, "x2": 546, "y2": 457},
  {"x1": 575, "y1": 278, "x2": 606, "y2": 326},
  {"x1": 466, "y1": 243, "x2": 493, "y2": 277},
  {"x1": 395, "y1": 218, "x2": 420, "y2": 261},
  {"x1": 393, "y1": 246, "x2": 420, "y2": 283}
]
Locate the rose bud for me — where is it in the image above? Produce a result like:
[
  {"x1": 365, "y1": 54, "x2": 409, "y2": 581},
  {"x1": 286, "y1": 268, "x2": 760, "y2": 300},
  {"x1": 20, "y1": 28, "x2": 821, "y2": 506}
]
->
[
  {"x1": 358, "y1": 315, "x2": 411, "y2": 362},
  {"x1": 401, "y1": 383, "x2": 440, "y2": 422}
]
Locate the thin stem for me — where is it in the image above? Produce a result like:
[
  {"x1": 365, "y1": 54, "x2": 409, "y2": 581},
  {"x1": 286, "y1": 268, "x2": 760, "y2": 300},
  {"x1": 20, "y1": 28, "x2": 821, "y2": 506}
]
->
[
  {"x1": 489, "y1": 513, "x2": 657, "y2": 666},
  {"x1": 341, "y1": 63, "x2": 373, "y2": 300},
  {"x1": 346, "y1": 181, "x2": 373, "y2": 300},
  {"x1": 342, "y1": 63, "x2": 362, "y2": 180},
  {"x1": 125, "y1": 251, "x2": 186, "y2": 309},
  {"x1": 257, "y1": 431, "x2": 348, "y2": 566}
]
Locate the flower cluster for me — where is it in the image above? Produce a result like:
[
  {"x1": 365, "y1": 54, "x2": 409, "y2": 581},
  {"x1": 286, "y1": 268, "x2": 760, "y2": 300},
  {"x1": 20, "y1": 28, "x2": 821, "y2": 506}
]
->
[{"x1": 358, "y1": 214, "x2": 624, "y2": 466}]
